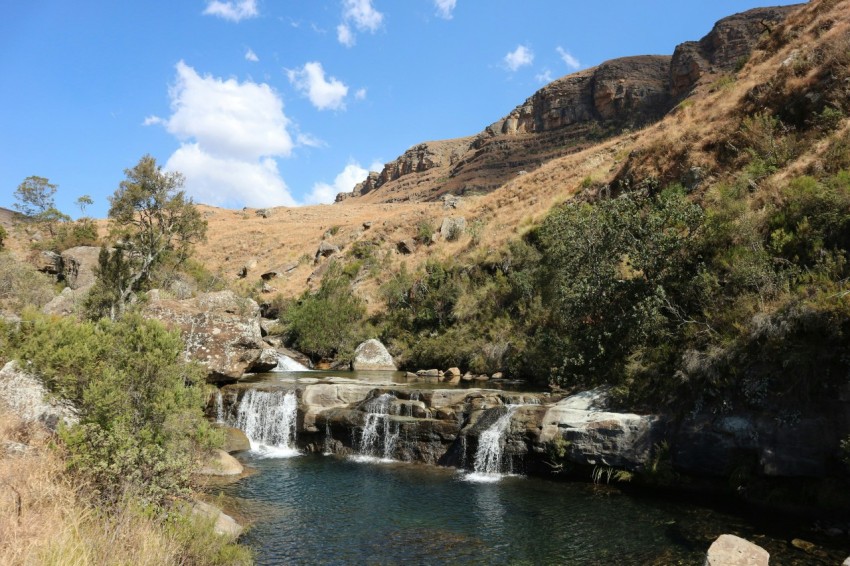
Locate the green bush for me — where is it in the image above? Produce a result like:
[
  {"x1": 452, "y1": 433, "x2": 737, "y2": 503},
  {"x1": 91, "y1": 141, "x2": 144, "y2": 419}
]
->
[
  {"x1": 282, "y1": 263, "x2": 368, "y2": 362},
  {"x1": 0, "y1": 252, "x2": 56, "y2": 314},
  {"x1": 8, "y1": 311, "x2": 218, "y2": 506}
]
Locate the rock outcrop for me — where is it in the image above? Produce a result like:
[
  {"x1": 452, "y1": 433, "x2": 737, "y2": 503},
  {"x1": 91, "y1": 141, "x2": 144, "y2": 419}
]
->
[
  {"x1": 0, "y1": 361, "x2": 78, "y2": 431},
  {"x1": 335, "y1": 5, "x2": 799, "y2": 205},
  {"x1": 143, "y1": 290, "x2": 266, "y2": 383},
  {"x1": 351, "y1": 339, "x2": 397, "y2": 371}
]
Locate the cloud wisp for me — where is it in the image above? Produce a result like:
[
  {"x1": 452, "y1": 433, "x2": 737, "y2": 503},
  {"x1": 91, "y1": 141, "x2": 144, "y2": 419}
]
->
[
  {"x1": 287, "y1": 62, "x2": 349, "y2": 111},
  {"x1": 434, "y1": 0, "x2": 457, "y2": 19},
  {"x1": 245, "y1": 48, "x2": 259, "y2": 62},
  {"x1": 337, "y1": 0, "x2": 384, "y2": 47},
  {"x1": 556, "y1": 46, "x2": 581, "y2": 70},
  {"x1": 504, "y1": 44, "x2": 533, "y2": 71},
  {"x1": 203, "y1": 0, "x2": 259, "y2": 22},
  {"x1": 148, "y1": 61, "x2": 297, "y2": 208}
]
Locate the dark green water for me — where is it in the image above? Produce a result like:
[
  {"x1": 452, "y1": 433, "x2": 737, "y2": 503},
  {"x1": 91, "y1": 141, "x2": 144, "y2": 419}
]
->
[{"x1": 221, "y1": 452, "x2": 845, "y2": 565}]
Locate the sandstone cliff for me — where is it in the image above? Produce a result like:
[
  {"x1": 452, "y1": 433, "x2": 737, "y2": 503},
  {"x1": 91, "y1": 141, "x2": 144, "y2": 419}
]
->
[{"x1": 336, "y1": 4, "x2": 800, "y2": 204}]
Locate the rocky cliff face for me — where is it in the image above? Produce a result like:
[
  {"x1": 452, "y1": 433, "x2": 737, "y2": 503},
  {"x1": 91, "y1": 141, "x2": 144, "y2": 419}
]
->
[{"x1": 336, "y1": 4, "x2": 800, "y2": 204}]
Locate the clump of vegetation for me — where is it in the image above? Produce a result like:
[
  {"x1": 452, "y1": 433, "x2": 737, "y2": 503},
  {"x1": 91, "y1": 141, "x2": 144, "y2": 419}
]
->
[
  {"x1": 84, "y1": 155, "x2": 207, "y2": 320},
  {"x1": 281, "y1": 262, "x2": 369, "y2": 363},
  {"x1": 0, "y1": 252, "x2": 56, "y2": 314},
  {"x1": 6, "y1": 311, "x2": 218, "y2": 506}
]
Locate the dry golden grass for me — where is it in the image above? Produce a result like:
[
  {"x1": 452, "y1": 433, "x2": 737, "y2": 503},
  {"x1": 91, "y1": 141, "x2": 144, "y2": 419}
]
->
[{"x1": 0, "y1": 410, "x2": 184, "y2": 566}]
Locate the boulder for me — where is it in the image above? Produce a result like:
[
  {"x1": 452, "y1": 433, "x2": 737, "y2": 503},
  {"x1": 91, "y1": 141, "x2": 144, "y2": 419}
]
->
[
  {"x1": 440, "y1": 217, "x2": 467, "y2": 240},
  {"x1": 0, "y1": 361, "x2": 78, "y2": 430},
  {"x1": 190, "y1": 500, "x2": 244, "y2": 538},
  {"x1": 249, "y1": 348, "x2": 279, "y2": 373},
  {"x1": 41, "y1": 286, "x2": 86, "y2": 317},
  {"x1": 397, "y1": 239, "x2": 417, "y2": 255},
  {"x1": 440, "y1": 368, "x2": 461, "y2": 385},
  {"x1": 36, "y1": 251, "x2": 62, "y2": 275},
  {"x1": 220, "y1": 426, "x2": 251, "y2": 453},
  {"x1": 197, "y1": 449, "x2": 244, "y2": 476},
  {"x1": 60, "y1": 246, "x2": 101, "y2": 290},
  {"x1": 315, "y1": 241, "x2": 340, "y2": 262},
  {"x1": 352, "y1": 339, "x2": 397, "y2": 371},
  {"x1": 260, "y1": 263, "x2": 298, "y2": 280},
  {"x1": 143, "y1": 291, "x2": 266, "y2": 383},
  {"x1": 538, "y1": 388, "x2": 664, "y2": 470},
  {"x1": 704, "y1": 534, "x2": 769, "y2": 566}
]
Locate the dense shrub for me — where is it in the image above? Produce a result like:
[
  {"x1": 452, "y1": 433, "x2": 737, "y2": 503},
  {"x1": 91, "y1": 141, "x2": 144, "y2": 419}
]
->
[
  {"x1": 0, "y1": 252, "x2": 56, "y2": 314},
  {"x1": 281, "y1": 262, "x2": 368, "y2": 362},
  {"x1": 7, "y1": 311, "x2": 218, "y2": 506}
]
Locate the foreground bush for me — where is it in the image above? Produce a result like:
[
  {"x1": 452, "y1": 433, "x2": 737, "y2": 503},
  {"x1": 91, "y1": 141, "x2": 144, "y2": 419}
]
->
[{"x1": 7, "y1": 311, "x2": 219, "y2": 506}]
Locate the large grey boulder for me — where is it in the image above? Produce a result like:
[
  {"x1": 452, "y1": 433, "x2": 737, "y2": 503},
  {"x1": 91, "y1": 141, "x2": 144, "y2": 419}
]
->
[
  {"x1": 0, "y1": 361, "x2": 78, "y2": 431},
  {"x1": 352, "y1": 339, "x2": 397, "y2": 371},
  {"x1": 705, "y1": 534, "x2": 769, "y2": 566},
  {"x1": 538, "y1": 388, "x2": 664, "y2": 470},
  {"x1": 143, "y1": 290, "x2": 266, "y2": 383},
  {"x1": 60, "y1": 246, "x2": 101, "y2": 290}
]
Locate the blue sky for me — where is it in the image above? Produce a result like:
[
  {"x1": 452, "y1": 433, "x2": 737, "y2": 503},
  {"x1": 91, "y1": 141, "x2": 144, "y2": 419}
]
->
[{"x1": 0, "y1": 0, "x2": 801, "y2": 218}]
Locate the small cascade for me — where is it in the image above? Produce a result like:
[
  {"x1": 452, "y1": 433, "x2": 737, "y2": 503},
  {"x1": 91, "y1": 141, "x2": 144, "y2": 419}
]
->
[
  {"x1": 235, "y1": 390, "x2": 299, "y2": 457},
  {"x1": 215, "y1": 390, "x2": 225, "y2": 424},
  {"x1": 467, "y1": 405, "x2": 519, "y2": 482},
  {"x1": 355, "y1": 393, "x2": 399, "y2": 461},
  {"x1": 323, "y1": 420, "x2": 334, "y2": 456},
  {"x1": 272, "y1": 353, "x2": 311, "y2": 372}
]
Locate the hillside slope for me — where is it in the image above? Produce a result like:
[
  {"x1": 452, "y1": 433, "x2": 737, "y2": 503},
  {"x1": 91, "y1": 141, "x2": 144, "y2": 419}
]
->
[{"x1": 334, "y1": 5, "x2": 799, "y2": 204}]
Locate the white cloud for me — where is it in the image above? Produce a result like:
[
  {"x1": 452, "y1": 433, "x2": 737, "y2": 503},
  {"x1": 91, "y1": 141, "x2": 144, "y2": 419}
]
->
[
  {"x1": 203, "y1": 0, "x2": 258, "y2": 22},
  {"x1": 343, "y1": 0, "x2": 383, "y2": 31},
  {"x1": 535, "y1": 69, "x2": 553, "y2": 84},
  {"x1": 142, "y1": 115, "x2": 164, "y2": 126},
  {"x1": 337, "y1": 0, "x2": 384, "y2": 46},
  {"x1": 337, "y1": 23, "x2": 355, "y2": 47},
  {"x1": 167, "y1": 144, "x2": 296, "y2": 207},
  {"x1": 245, "y1": 48, "x2": 259, "y2": 62},
  {"x1": 504, "y1": 44, "x2": 533, "y2": 71},
  {"x1": 434, "y1": 0, "x2": 457, "y2": 19},
  {"x1": 355, "y1": 88, "x2": 367, "y2": 100},
  {"x1": 305, "y1": 161, "x2": 372, "y2": 204},
  {"x1": 296, "y1": 132, "x2": 326, "y2": 148},
  {"x1": 152, "y1": 61, "x2": 297, "y2": 208},
  {"x1": 287, "y1": 61, "x2": 349, "y2": 111},
  {"x1": 556, "y1": 46, "x2": 581, "y2": 71}
]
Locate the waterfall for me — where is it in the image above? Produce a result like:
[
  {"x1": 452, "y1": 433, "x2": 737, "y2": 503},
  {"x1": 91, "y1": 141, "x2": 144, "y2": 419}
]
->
[
  {"x1": 323, "y1": 420, "x2": 334, "y2": 456},
  {"x1": 467, "y1": 405, "x2": 519, "y2": 482},
  {"x1": 235, "y1": 390, "x2": 300, "y2": 457},
  {"x1": 272, "y1": 353, "x2": 311, "y2": 372},
  {"x1": 353, "y1": 393, "x2": 399, "y2": 462},
  {"x1": 215, "y1": 390, "x2": 224, "y2": 423}
]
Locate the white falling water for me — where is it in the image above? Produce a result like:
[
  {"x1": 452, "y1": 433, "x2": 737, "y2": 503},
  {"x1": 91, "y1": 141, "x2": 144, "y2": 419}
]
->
[
  {"x1": 272, "y1": 353, "x2": 311, "y2": 372},
  {"x1": 215, "y1": 390, "x2": 224, "y2": 423},
  {"x1": 235, "y1": 390, "x2": 300, "y2": 457},
  {"x1": 354, "y1": 393, "x2": 399, "y2": 462},
  {"x1": 467, "y1": 405, "x2": 519, "y2": 482}
]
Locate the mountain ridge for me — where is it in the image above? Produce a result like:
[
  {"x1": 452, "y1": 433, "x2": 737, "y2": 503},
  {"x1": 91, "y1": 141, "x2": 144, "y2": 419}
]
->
[{"x1": 335, "y1": 4, "x2": 801, "y2": 205}]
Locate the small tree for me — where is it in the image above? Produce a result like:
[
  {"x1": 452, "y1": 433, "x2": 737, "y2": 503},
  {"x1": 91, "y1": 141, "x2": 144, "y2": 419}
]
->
[
  {"x1": 76, "y1": 194, "x2": 93, "y2": 216},
  {"x1": 91, "y1": 155, "x2": 206, "y2": 319},
  {"x1": 13, "y1": 175, "x2": 69, "y2": 236}
]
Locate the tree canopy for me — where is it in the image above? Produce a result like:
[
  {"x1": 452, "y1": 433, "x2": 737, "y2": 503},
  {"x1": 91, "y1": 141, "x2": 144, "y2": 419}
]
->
[{"x1": 86, "y1": 155, "x2": 206, "y2": 319}]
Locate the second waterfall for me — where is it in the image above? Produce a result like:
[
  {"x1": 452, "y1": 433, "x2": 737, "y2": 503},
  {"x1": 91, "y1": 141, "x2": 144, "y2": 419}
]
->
[{"x1": 235, "y1": 390, "x2": 299, "y2": 457}]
